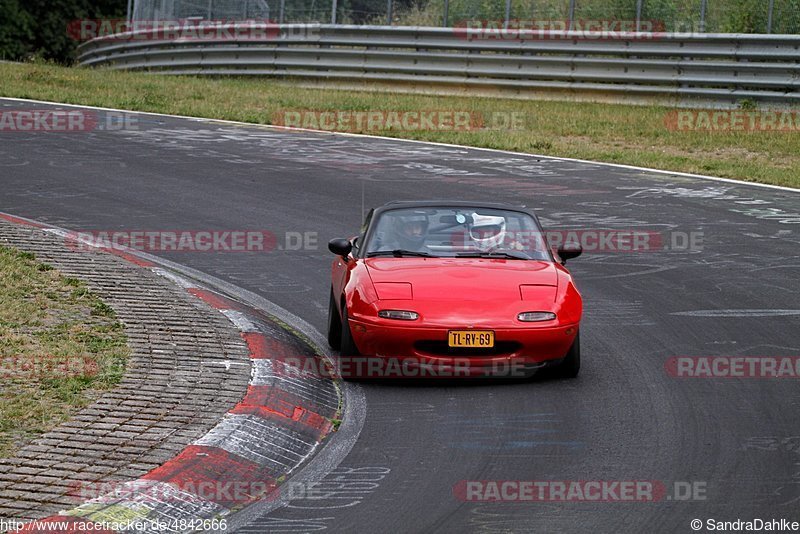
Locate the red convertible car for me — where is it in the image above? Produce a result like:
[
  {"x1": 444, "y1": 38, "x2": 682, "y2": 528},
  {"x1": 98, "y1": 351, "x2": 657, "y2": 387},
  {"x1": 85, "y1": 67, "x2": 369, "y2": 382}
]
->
[{"x1": 327, "y1": 201, "x2": 583, "y2": 379}]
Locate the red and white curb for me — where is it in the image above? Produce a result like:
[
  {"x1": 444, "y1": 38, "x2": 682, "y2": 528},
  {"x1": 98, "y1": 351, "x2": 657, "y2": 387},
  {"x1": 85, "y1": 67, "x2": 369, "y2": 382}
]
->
[{"x1": 0, "y1": 214, "x2": 341, "y2": 533}]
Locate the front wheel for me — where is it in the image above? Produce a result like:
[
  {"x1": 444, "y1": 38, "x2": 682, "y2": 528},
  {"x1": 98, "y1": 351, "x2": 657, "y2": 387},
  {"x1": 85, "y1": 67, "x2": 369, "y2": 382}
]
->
[
  {"x1": 551, "y1": 331, "x2": 580, "y2": 379},
  {"x1": 339, "y1": 306, "x2": 360, "y2": 357},
  {"x1": 327, "y1": 290, "x2": 342, "y2": 350}
]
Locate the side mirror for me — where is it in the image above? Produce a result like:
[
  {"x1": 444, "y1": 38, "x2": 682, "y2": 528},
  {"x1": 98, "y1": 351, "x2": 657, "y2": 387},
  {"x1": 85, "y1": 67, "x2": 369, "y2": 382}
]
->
[
  {"x1": 557, "y1": 243, "x2": 582, "y2": 264},
  {"x1": 328, "y1": 238, "x2": 353, "y2": 258}
]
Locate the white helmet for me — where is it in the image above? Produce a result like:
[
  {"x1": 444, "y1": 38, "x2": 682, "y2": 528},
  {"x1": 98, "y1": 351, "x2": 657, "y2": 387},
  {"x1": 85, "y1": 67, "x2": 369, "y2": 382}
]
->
[{"x1": 469, "y1": 213, "x2": 506, "y2": 251}]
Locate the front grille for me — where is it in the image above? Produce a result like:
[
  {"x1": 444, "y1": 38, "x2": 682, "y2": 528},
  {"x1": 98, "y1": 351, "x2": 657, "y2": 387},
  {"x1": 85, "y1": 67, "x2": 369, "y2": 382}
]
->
[{"x1": 413, "y1": 340, "x2": 522, "y2": 357}]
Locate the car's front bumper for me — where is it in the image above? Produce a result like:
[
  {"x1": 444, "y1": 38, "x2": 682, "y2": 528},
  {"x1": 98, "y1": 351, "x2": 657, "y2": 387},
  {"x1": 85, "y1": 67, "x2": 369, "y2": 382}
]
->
[{"x1": 343, "y1": 318, "x2": 579, "y2": 378}]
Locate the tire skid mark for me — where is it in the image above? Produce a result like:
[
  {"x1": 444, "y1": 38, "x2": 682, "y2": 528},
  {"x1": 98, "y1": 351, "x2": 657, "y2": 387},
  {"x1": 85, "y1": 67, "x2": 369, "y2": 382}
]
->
[
  {"x1": 242, "y1": 466, "x2": 392, "y2": 532},
  {"x1": 221, "y1": 309, "x2": 261, "y2": 332},
  {"x1": 193, "y1": 415, "x2": 315, "y2": 471},
  {"x1": 251, "y1": 360, "x2": 339, "y2": 412}
]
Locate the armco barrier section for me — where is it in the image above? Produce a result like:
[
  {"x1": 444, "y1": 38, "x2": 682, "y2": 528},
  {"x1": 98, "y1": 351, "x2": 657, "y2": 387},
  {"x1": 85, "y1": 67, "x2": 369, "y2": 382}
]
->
[{"x1": 77, "y1": 25, "x2": 800, "y2": 106}]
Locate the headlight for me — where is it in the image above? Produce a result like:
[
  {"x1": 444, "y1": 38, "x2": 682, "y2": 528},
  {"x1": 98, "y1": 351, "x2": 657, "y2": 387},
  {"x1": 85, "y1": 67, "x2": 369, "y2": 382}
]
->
[
  {"x1": 517, "y1": 311, "x2": 556, "y2": 322},
  {"x1": 378, "y1": 310, "x2": 419, "y2": 321}
]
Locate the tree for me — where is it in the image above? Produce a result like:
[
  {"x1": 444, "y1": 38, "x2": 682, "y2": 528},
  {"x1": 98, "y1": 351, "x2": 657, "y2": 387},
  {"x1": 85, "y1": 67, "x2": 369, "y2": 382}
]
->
[
  {"x1": 0, "y1": 0, "x2": 127, "y2": 63},
  {"x1": 0, "y1": 0, "x2": 35, "y2": 60}
]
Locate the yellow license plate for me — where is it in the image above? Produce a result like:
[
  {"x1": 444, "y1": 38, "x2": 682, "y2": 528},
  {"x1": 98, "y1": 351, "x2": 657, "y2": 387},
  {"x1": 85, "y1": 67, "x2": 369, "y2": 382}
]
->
[{"x1": 448, "y1": 330, "x2": 495, "y2": 348}]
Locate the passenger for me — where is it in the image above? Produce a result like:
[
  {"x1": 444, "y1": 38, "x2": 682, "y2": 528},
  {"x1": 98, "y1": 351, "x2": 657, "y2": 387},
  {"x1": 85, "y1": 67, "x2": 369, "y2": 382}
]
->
[{"x1": 469, "y1": 214, "x2": 506, "y2": 252}]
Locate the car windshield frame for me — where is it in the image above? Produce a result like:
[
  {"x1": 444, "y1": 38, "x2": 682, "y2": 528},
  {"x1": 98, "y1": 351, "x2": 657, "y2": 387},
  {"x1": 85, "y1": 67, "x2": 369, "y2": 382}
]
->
[{"x1": 361, "y1": 205, "x2": 555, "y2": 262}]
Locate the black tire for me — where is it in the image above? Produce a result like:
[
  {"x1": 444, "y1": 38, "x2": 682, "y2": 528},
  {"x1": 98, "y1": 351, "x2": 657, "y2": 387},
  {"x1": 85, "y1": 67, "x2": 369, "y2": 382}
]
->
[
  {"x1": 327, "y1": 290, "x2": 342, "y2": 350},
  {"x1": 340, "y1": 306, "x2": 360, "y2": 357},
  {"x1": 552, "y1": 331, "x2": 580, "y2": 379}
]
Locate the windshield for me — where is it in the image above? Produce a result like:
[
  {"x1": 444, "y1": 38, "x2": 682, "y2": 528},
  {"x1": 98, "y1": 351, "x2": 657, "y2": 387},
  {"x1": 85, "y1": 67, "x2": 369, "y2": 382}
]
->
[{"x1": 365, "y1": 207, "x2": 551, "y2": 260}]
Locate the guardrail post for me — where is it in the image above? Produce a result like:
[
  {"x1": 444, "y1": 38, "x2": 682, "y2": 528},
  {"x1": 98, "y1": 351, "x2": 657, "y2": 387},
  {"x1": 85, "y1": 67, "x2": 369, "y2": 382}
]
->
[
  {"x1": 331, "y1": 0, "x2": 337, "y2": 24},
  {"x1": 635, "y1": 0, "x2": 643, "y2": 32},
  {"x1": 442, "y1": 0, "x2": 449, "y2": 27},
  {"x1": 504, "y1": 0, "x2": 512, "y2": 29},
  {"x1": 568, "y1": 0, "x2": 576, "y2": 31},
  {"x1": 387, "y1": 0, "x2": 393, "y2": 25},
  {"x1": 767, "y1": 0, "x2": 775, "y2": 33},
  {"x1": 699, "y1": 0, "x2": 707, "y2": 32}
]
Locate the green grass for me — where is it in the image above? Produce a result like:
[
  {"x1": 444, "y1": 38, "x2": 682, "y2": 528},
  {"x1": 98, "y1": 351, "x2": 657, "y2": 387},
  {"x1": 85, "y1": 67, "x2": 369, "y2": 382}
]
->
[
  {"x1": 0, "y1": 61, "x2": 797, "y2": 188},
  {"x1": 0, "y1": 245, "x2": 128, "y2": 458}
]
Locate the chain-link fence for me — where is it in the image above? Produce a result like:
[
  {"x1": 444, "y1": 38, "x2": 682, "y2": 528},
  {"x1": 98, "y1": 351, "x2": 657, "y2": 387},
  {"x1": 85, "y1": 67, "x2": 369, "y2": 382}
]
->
[{"x1": 131, "y1": 0, "x2": 800, "y2": 32}]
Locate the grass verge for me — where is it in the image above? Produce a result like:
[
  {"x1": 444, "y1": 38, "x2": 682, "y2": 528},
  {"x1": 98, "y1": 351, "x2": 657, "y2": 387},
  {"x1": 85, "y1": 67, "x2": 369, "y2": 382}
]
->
[
  {"x1": 0, "y1": 245, "x2": 128, "y2": 458},
  {"x1": 0, "y1": 61, "x2": 797, "y2": 189}
]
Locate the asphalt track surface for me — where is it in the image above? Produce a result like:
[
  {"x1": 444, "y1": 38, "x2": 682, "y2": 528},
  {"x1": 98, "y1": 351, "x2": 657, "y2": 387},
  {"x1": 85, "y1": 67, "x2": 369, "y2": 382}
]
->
[{"x1": 1, "y1": 98, "x2": 799, "y2": 534}]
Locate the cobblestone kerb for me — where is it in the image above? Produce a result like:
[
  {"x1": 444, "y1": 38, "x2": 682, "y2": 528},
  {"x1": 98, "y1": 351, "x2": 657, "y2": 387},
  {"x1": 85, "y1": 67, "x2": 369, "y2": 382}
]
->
[
  {"x1": 0, "y1": 218, "x2": 253, "y2": 520},
  {"x1": 0, "y1": 214, "x2": 341, "y2": 532}
]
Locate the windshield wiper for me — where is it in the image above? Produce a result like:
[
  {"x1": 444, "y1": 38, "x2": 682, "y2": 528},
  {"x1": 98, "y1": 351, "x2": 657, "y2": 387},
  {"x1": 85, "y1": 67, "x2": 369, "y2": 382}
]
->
[
  {"x1": 455, "y1": 251, "x2": 530, "y2": 260},
  {"x1": 367, "y1": 249, "x2": 434, "y2": 258}
]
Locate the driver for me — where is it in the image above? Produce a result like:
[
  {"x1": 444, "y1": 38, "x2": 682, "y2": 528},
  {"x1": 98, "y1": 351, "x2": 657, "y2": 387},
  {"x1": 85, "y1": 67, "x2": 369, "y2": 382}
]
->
[{"x1": 384, "y1": 212, "x2": 430, "y2": 251}]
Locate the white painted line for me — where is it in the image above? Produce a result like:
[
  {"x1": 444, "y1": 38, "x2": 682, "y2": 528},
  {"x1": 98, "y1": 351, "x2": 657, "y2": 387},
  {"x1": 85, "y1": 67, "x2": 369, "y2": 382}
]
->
[
  {"x1": 67, "y1": 480, "x2": 227, "y2": 523},
  {"x1": 151, "y1": 267, "x2": 198, "y2": 289},
  {"x1": 41, "y1": 223, "x2": 135, "y2": 254},
  {"x1": 251, "y1": 359, "x2": 340, "y2": 410},
  {"x1": 41, "y1": 228, "x2": 67, "y2": 236},
  {"x1": 222, "y1": 309, "x2": 261, "y2": 332},
  {"x1": 2, "y1": 96, "x2": 797, "y2": 193},
  {"x1": 200, "y1": 360, "x2": 250, "y2": 370},
  {"x1": 195, "y1": 413, "x2": 316, "y2": 470}
]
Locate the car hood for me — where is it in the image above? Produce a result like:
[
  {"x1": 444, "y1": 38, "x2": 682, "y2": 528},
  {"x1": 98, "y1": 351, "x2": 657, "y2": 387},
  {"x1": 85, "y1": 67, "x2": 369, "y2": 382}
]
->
[{"x1": 364, "y1": 257, "x2": 557, "y2": 301}]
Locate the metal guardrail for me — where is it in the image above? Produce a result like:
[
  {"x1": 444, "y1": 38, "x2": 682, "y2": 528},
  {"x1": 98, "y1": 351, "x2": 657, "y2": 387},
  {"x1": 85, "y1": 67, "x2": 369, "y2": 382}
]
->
[{"x1": 77, "y1": 25, "x2": 800, "y2": 107}]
